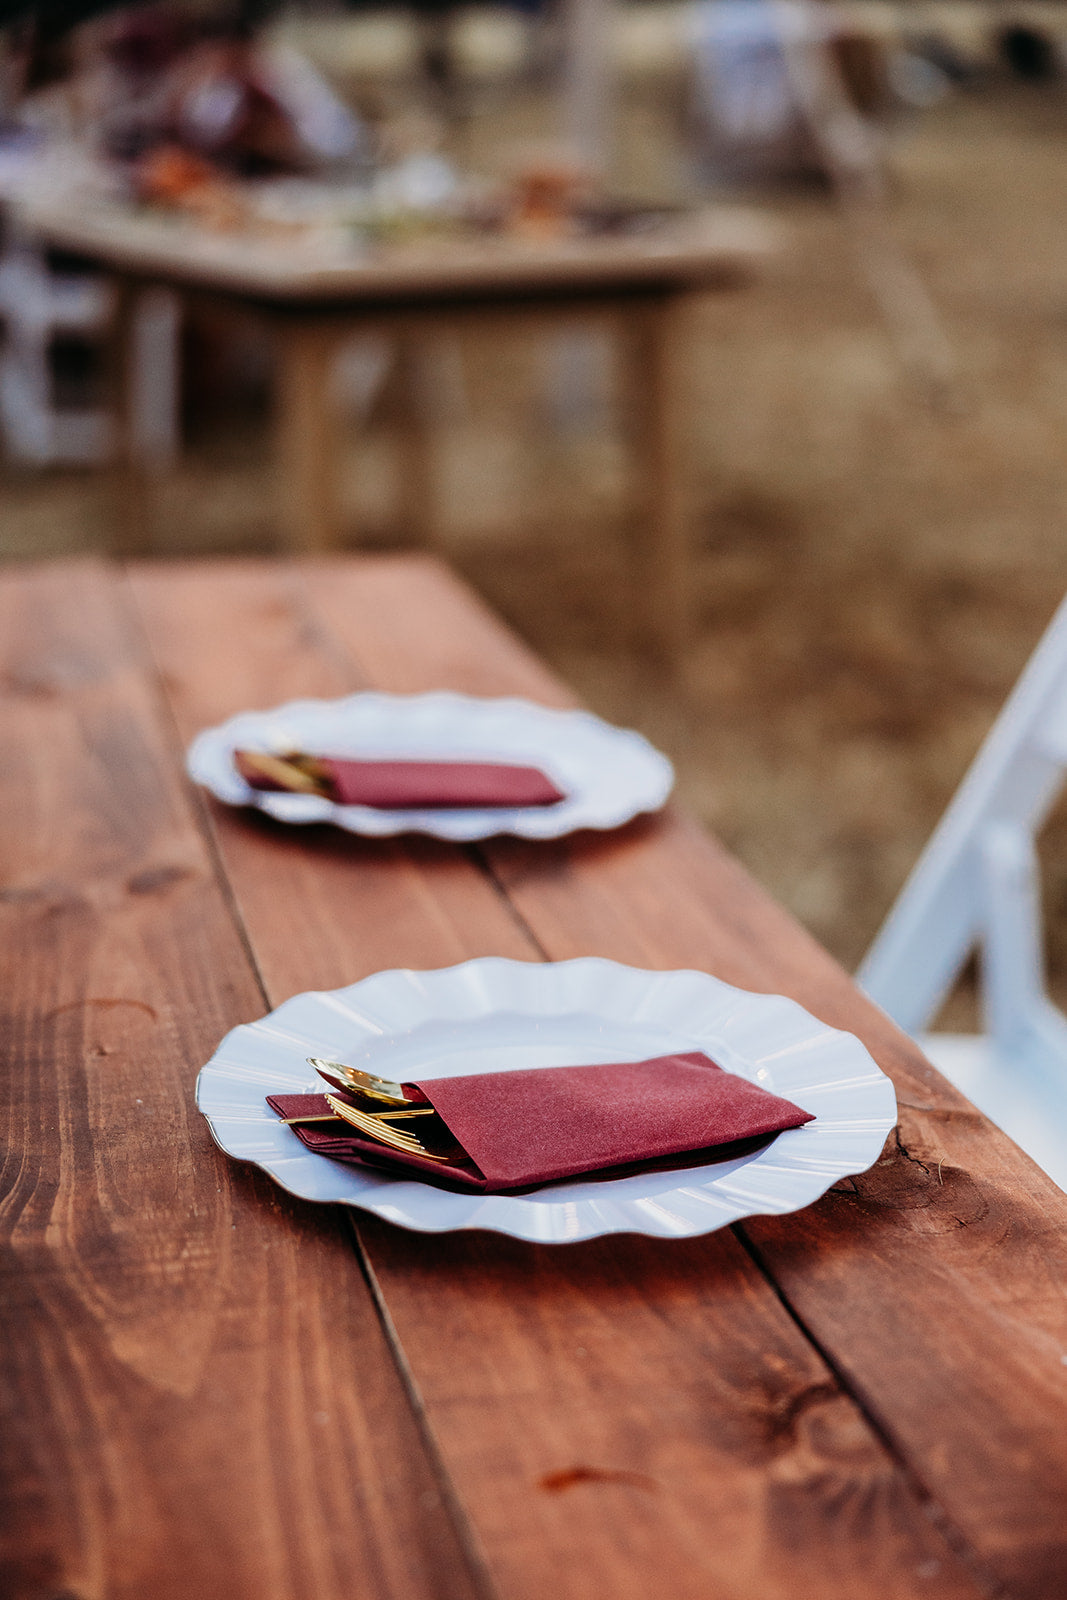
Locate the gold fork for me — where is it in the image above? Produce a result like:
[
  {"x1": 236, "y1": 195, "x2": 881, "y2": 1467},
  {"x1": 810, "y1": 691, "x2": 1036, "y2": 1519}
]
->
[
  {"x1": 322, "y1": 1095, "x2": 455, "y2": 1162},
  {"x1": 277, "y1": 1101, "x2": 435, "y2": 1136}
]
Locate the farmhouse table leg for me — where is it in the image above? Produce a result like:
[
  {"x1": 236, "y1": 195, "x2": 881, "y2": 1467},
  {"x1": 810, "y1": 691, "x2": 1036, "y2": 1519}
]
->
[
  {"x1": 394, "y1": 329, "x2": 437, "y2": 546},
  {"x1": 274, "y1": 320, "x2": 343, "y2": 550},
  {"x1": 107, "y1": 278, "x2": 153, "y2": 558},
  {"x1": 621, "y1": 295, "x2": 690, "y2": 673}
]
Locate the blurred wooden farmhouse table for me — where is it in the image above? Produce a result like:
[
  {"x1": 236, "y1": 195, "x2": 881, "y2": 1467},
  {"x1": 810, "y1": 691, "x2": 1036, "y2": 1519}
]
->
[
  {"x1": 5, "y1": 554, "x2": 1067, "y2": 1600},
  {"x1": 19, "y1": 197, "x2": 772, "y2": 670}
]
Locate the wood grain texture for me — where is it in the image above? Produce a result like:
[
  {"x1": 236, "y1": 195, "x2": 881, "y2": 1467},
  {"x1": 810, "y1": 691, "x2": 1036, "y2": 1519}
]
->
[
  {"x1": 0, "y1": 561, "x2": 487, "y2": 1600},
  {"x1": 302, "y1": 554, "x2": 1067, "y2": 1600},
  {"x1": 132, "y1": 556, "x2": 995, "y2": 1600},
  {"x1": 128, "y1": 560, "x2": 538, "y2": 994}
]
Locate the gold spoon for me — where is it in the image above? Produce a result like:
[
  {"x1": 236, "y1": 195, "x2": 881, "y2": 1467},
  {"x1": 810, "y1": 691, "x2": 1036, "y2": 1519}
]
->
[{"x1": 307, "y1": 1057, "x2": 411, "y2": 1106}]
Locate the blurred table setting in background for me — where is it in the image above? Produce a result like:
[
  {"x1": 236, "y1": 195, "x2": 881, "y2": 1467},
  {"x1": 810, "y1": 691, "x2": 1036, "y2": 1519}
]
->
[
  {"x1": 0, "y1": 4, "x2": 775, "y2": 673},
  {"x1": 8, "y1": 149, "x2": 773, "y2": 674}
]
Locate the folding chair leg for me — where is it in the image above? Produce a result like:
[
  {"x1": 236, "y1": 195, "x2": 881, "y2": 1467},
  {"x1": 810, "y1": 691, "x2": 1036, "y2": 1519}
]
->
[
  {"x1": 979, "y1": 821, "x2": 1047, "y2": 1056},
  {"x1": 860, "y1": 593, "x2": 1067, "y2": 1033},
  {"x1": 978, "y1": 821, "x2": 1067, "y2": 1075},
  {"x1": 129, "y1": 287, "x2": 181, "y2": 468}
]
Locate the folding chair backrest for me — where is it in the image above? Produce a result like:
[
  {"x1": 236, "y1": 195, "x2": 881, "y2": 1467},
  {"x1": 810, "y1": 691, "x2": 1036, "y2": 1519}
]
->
[
  {"x1": 858, "y1": 594, "x2": 1067, "y2": 1062},
  {"x1": 691, "y1": 0, "x2": 816, "y2": 181}
]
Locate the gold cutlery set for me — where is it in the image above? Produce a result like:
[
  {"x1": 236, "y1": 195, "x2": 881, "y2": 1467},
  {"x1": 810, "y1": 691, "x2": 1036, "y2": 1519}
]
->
[
  {"x1": 235, "y1": 750, "x2": 333, "y2": 796},
  {"x1": 278, "y1": 1057, "x2": 458, "y2": 1163}
]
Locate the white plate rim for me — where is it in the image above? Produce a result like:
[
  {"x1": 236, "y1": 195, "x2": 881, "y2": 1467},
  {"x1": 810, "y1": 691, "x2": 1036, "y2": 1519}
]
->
[
  {"x1": 186, "y1": 690, "x2": 674, "y2": 840},
  {"x1": 196, "y1": 956, "x2": 898, "y2": 1243}
]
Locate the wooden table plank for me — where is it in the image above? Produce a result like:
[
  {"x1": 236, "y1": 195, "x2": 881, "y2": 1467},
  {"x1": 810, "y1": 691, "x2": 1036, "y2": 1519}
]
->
[
  {"x1": 131, "y1": 556, "x2": 992, "y2": 1600},
  {"x1": 127, "y1": 560, "x2": 541, "y2": 993},
  {"x1": 0, "y1": 560, "x2": 488, "y2": 1600},
  {"x1": 301, "y1": 554, "x2": 1067, "y2": 1599}
]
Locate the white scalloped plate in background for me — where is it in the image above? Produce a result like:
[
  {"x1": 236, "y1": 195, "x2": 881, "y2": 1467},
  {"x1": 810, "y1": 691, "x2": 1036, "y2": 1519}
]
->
[
  {"x1": 196, "y1": 958, "x2": 897, "y2": 1243},
  {"x1": 186, "y1": 691, "x2": 673, "y2": 840}
]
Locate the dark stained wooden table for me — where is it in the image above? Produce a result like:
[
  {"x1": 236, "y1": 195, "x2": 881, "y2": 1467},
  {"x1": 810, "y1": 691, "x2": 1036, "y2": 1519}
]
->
[{"x1": 3, "y1": 554, "x2": 1067, "y2": 1600}]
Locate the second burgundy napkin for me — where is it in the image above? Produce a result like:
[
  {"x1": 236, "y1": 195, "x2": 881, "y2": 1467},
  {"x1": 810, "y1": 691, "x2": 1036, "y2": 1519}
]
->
[
  {"x1": 268, "y1": 1050, "x2": 813, "y2": 1193},
  {"x1": 237, "y1": 751, "x2": 565, "y2": 809}
]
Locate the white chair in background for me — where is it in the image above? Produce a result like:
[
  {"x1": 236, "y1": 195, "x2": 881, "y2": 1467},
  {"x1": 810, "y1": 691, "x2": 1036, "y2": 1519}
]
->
[
  {"x1": 858, "y1": 593, "x2": 1067, "y2": 1189},
  {"x1": 0, "y1": 240, "x2": 181, "y2": 469},
  {"x1": 0, "y1": 242, "x2": 115, "y2": 465}
]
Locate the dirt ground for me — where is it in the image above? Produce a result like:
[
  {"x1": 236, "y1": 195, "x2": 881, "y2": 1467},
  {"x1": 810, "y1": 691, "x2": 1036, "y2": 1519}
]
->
[{"x1": 8, "y1": 74, "x2": 1067, "y2": 1017}]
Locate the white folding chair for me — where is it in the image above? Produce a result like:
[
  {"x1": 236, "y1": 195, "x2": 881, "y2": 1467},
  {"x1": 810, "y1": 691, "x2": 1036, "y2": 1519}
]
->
[
  {"x1": 0, "y1": 242, "x2": 115, "y2": 464},
  {"x1": 858, "y1": 593, "x2": 1067, "y2": 1188},
  {"x1": 0, "y1": 241, "x2": 181, "y2": 469}
]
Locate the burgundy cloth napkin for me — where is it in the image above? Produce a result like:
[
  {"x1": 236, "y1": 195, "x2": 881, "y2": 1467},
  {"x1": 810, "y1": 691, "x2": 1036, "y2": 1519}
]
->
[
  {"x1": 239, "y1": 753, "x2": 565, "y2": 810},
  {"x1": 267, "y1": 1050, "x2": 813, "y2": 1194}
]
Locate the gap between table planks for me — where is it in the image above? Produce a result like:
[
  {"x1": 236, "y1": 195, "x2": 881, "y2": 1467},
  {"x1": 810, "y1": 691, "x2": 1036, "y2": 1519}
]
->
[
  {"x1": 0, "y1": 560, "x2": 492, "y2": 1600},
  {"x1": 127, "y1": 554, "x2": 1028, "y2": 1600}
]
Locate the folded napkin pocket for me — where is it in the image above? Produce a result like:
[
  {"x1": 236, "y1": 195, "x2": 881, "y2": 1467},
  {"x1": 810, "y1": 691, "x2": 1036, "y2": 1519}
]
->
[
  {"x1": 267, "y1": 1051, "x2": 814, "y2": 1193},
  {"x1": 236, "y1": 749, "x2": 565, "y2": 809}
]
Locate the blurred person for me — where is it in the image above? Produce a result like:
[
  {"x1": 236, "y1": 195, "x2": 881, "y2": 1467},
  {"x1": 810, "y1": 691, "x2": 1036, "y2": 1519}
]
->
[
  {"x1": 97, "y1": 3, "x2": 365, "y2": 173},
  {"x1": 2, "y1": 1, "x2": 365, "y2": 175}
]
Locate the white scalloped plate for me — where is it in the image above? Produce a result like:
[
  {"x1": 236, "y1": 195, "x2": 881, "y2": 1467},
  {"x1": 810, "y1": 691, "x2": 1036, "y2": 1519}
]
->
[
  {"x1": 186, "y1": 691, "x2": 673, "y2": 840},
  {"x1": 196, "y1": 958, "x2": 897, "y2": 1243}
]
